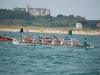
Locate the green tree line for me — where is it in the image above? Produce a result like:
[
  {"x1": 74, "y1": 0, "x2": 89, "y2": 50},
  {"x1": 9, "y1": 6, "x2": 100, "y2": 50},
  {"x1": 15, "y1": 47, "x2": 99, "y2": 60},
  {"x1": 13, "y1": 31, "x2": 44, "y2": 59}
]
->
[{"x1": 0, "y1": 9, "x2": 100, "y2": 29}]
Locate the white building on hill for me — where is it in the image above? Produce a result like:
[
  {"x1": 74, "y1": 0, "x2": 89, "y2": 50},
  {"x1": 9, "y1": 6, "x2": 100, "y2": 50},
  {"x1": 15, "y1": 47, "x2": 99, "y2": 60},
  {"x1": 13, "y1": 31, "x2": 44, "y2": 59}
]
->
[
  {"x1": 76, "y1": 23, "x2": 82, "y2": 29},
  {"x1": 13, "y1": 4, "x2": 51, "y2": 16}
]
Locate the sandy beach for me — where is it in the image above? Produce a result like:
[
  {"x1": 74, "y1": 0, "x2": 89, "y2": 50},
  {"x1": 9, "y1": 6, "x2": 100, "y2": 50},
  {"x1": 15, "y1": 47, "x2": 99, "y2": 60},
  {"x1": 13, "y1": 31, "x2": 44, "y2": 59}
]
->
[{"x1": 0, "y1": 26, "x2": 100, "y2": 35}]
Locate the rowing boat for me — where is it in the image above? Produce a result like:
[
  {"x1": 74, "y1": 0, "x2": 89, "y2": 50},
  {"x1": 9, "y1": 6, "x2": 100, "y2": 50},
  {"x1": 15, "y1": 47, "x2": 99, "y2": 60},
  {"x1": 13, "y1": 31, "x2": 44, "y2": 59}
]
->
[
  {"x1": 13, "y1": 39, "x2": 40, "y2": 45},
  {"x1": 0, "y1": 36, "x2": 13, "y2": 41},
  {"x1": 13, "y1": 39, "x2": 94, "y2": 48}
]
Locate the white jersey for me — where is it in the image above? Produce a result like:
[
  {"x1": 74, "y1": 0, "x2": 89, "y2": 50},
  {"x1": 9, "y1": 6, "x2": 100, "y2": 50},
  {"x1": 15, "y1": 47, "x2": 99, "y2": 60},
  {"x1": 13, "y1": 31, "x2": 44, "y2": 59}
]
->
[{"x1": 60, "y1": 39, "x2": 64, "y2": 45}]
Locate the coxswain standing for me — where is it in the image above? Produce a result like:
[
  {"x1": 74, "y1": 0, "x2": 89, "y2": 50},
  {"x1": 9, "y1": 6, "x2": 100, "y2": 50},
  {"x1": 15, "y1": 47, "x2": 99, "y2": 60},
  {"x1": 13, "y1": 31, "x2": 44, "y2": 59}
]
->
[{"x1": 83, "y1": 38, "x2": 87, "y2": 47}]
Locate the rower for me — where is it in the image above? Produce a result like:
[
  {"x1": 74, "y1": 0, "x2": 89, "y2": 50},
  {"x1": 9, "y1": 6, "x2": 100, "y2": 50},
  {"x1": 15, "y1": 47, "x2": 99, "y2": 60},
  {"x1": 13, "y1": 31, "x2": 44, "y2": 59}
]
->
[
  {"x1": 52, "y1": 38, "x2": 56, "y2": 45},
  {"x1": 32, "y1": 37, "x2": 40, "y2": 43},
  {"x1": 61, "y1": 39, "x2": 69, "y2": 46},
  {"x1": 52, "y1": 37, "x2": 59, "y2": 45},
  {"x1": 70, "y1": 39, "x2": 79, "y2": 46},
  {"x1": 3, "y1": 34, "x2": 8, "y2": 40},
  {"x1": 4, "y1": 34, "x2": 8, "y2": 38},
  {"x1": 20, "y1": 35, "x2": 27, "y2": 43},
  {"x1": 41, "y1": 35, "x2": 49, "y2": 44},
  {"x1": 10, "y1": 36, "x2": 14, "y2": 40},
  {"x1": 23, "y1": 36, "x2": 27, "y2": 42},
  {"x1": 0, "y1": 36, "x2": 3, "y2": 41},
  {"x1": 32, "y1": 36, "x2": 37, "y2": 43},
  {"x1": 27, "y1": 36, "x2": 31, "y2": 42},
  {"x1": 60, "y1": 39, "x2": 64, "y2": 45}
]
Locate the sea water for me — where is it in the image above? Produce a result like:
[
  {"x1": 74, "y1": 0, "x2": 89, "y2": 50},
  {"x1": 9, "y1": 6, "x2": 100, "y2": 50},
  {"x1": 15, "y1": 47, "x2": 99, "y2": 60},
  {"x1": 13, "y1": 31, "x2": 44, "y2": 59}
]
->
[{"x1": 0, "y1": 31, "x2": 100, "y2": 75}]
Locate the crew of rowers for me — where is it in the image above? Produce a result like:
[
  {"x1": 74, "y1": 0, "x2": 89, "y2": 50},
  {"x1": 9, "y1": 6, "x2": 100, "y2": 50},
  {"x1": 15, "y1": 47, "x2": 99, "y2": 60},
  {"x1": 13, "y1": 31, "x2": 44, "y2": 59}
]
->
[{"x1": 19, "y1": 35, "x2": 80, "y2": 46}]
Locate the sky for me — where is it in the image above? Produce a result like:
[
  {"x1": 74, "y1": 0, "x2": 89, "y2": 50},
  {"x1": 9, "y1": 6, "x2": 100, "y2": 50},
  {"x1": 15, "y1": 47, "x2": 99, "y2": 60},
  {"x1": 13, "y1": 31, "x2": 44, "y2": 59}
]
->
[{"x1": 0, "y1": 0, "x2": 100, "y2": 20}]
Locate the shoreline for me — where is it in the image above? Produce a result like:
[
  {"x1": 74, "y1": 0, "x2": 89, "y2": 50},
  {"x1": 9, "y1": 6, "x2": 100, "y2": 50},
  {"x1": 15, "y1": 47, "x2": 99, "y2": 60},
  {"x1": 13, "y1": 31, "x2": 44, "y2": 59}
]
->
[{"x1": 0, "y1": 26, "x2": 100, "y2": 34}]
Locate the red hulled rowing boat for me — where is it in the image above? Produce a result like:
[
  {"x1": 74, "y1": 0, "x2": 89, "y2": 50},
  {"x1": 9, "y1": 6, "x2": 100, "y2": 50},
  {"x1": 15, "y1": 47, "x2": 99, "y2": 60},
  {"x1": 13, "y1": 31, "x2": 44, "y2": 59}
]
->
[{"x1": 0, "y1": 36, "x2": 13, "y2": 41}]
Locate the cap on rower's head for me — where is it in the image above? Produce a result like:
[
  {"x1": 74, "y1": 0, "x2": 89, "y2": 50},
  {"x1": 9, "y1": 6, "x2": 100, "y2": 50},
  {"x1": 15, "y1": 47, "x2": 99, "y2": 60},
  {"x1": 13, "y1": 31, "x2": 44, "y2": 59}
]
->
[
  {"x1": 34, "y1": 36, "x2": 36, "y2": 38},
  {"x1": 84, "y1": 38, "x2": 86, "y2": 40},
  {"x1": 4, "y1": 34, "x2": 6, "y2": 36}
]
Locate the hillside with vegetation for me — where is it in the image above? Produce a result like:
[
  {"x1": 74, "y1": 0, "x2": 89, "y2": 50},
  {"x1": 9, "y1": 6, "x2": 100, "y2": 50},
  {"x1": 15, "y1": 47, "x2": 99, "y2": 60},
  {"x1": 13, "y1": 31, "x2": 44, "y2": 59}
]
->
[{"x1": 0, "y1": 9, "x2": 100, "y2": 29}]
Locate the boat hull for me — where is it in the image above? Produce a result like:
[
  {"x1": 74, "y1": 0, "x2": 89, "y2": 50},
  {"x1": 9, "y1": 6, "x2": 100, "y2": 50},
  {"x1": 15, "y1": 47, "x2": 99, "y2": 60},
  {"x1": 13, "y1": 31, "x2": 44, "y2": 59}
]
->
[
  {"x1": 13, "y1": 39, "x2": 39, "y2": 45},
  {"x1": 0, "y1": 36, "x2": 13, "y2": 41}
]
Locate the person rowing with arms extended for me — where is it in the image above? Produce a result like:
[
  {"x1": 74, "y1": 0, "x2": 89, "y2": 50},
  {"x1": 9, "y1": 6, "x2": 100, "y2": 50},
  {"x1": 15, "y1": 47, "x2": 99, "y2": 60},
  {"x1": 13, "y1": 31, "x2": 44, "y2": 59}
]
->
[
  {"x1": 32, "y1": 36, "x2": 40, "y2": 43},
  {"x1": 70, "y1": 39, "x2": 80, "y2": 46},
  {"x1": 57, "y1": 36, "x2": 69, "y2": 45},
  {"x1": 41, "y1": 34, "x2": 52, "y2": 44}
]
